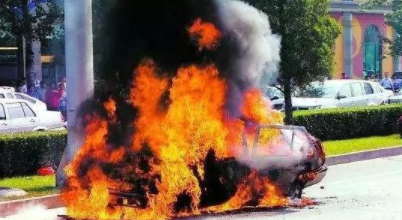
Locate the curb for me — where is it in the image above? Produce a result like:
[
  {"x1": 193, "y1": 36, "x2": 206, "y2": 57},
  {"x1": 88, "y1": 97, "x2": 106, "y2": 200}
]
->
[
  {"x1": 0, "y1": 194, "x2": 63, "y2": 217},
  {"x1": 326, "y1": 146, "x2": 402, "y2": 166}
]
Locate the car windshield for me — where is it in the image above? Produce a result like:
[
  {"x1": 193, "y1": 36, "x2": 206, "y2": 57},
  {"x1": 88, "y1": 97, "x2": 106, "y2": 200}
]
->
[{"x1": 296, "y1": 83, "x2": 337, "y2": 98}]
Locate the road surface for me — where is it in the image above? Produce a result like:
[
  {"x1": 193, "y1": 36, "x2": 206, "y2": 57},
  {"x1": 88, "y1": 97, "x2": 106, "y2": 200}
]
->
[{"x1": 3, "y1": 155, "x2": 402, "y2": 220}]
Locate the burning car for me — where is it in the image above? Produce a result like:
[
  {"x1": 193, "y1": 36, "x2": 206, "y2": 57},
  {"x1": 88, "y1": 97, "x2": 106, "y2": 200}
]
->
[
  {"x1": 60, "y1": 0, "x2": 326, "y2": 219},
  {"x1": 235, "y1": 125, "x2": 326, "y2": 199},
  {"x1": 107, "y1": 124, "x2": 326, "y2": 208}
]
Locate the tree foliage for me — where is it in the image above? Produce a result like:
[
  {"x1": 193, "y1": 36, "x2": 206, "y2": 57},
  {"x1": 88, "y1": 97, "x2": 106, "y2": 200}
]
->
[
  {"x1": 364, "y1": 0, "x2": 402, "y2": 57},
  {"x1": 0, "y1": 0, "x2": 62, "y2": 47},
  {"x1": 245, "y1": 0, "x2": 341, "y2": 124},
  {"x1": 0, "y1": 0, "x2": 62, "y2": 79}
]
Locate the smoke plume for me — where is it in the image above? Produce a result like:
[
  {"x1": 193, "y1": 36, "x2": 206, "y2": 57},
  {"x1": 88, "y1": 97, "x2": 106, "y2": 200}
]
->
[
  {"x1": 219, "y1": 0, "x2": 280, "y2": 87},
  {"x1": 236, "y1": 128, "x2": 314, "y2": 171},
  {"x1": 215, "y1": 0, "x2": 281, "y2": 117}
]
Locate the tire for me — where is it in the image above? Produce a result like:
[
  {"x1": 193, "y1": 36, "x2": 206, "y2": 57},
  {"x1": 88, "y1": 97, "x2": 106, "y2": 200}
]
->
[{"x1": 288, "y1": 181, "x2": 303, "y2": 199}]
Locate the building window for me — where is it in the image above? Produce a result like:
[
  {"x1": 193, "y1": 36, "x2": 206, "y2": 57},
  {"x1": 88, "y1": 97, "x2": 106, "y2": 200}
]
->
[{"x1": 363, "y1": 25, "x2": 382, "y2": 78}]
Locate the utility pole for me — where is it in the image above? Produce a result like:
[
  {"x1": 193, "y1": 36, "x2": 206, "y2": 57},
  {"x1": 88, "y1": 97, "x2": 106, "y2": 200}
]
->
[
  {"x1": 56, "y1": 0, "x2": 94, "y2": 186},
  {"x1": 22, "y1": 36, "x2": 26, "y2": 79}
]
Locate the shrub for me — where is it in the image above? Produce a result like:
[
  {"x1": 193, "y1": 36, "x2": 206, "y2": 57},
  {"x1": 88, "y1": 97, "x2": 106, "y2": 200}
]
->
[
  {"x1": 293, "y1": 104, "x2": 402, "y2": 141},
  {"x1": 0, "y1": 130, "x2": 67, "y2": 177}
]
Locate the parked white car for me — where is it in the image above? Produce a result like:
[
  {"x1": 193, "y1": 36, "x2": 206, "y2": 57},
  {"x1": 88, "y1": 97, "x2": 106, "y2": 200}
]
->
[
  {"x1": 0, "y1": 99, "x2": 65, "y2": 134},
  {"x1": 0, "y1": 87, "x2": 15, "y2": 98},
  {"x1": 0, "y1": 87, "x2": 47, "y2": 112},
  {"x1": 388, "y1": 89, "x2": 402, "y2": 104},
  {"x1": 264, "y1": 86, "x2": 285, "y2": 110},
  {"x1": 14, "y1": 92, "x2": 47, "y2": 111},
  {"x1": 273, "y1": 80, "x2": 393, "y2": 110}
]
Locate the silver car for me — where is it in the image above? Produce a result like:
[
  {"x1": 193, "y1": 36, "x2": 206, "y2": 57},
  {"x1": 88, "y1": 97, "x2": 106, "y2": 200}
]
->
[
  {"x1": 0, "y1": 99, "x2": 65, "y2": 134},
  {"x1": 275, "y1": 80, "x2": 392, "y2": 111}
]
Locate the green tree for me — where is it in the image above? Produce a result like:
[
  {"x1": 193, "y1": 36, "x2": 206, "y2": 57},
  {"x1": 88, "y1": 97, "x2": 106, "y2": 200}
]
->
[
  {"x1": 246, "y1": 0, "x2": 341, "y2": 124},
  {"x1": 364, "y1": 0, "x2": 402, "y2": 57},
  {"x1": 0, "y1": 0, "x2": 62, "y2": 81}
]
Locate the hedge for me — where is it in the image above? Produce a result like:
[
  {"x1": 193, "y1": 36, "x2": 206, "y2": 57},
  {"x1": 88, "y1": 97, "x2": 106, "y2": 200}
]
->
[
  {"x1": 0, "y1": 130, "x2": 67, "y2": 177},
  {"x1": 293, "y1": 104, "x2": 402, "y2": 141}
]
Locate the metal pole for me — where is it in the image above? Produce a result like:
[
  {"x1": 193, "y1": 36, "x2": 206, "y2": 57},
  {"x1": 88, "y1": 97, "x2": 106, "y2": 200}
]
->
[
  {"x1": 343, "y1": 12, "x2": 353, "y2": 78},
  {"x1": 393, "y1": 29, "x2": 401, "y2": 72},
  {"x1": 56, "y1": 0, "x2": 94, "y2": 186},
  {"x1": 22, "y1": 36, "x2": 26, "y2": 78}
]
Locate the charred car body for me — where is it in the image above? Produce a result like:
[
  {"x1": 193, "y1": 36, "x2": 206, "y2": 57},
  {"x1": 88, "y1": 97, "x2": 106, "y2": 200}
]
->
[{"x1": 108, "y1": 125, "x2": 327, "y2": 209}]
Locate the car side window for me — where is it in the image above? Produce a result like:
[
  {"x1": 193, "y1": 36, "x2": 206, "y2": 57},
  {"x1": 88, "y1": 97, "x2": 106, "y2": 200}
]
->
[
  {"x1": 20, "y1": 94, "x2": 36, "y2": 104},
  {"x1": 338, "y1": 84, "x2": 352, "y2": 98},
  {"x1": 7, "y1": 103, "x2": 25, "y2": 119},
  {"x1": 0, "y1": 94, "x2": 5, "y2": 98},
  {"x1": 21, "y1": 103, "x2": 36, "y2": 117},
  {"x1": 363, "y1": 83, "x2": 374, "y2": 95},
  {"x1": 6, "y1": 93, "x2": 13, "y2": 98},
  {"x1": 0, "y1": 104, "x2": 6, "y2": 120},
  {"x1": 351, "y1": 83, "x2": 364, "y2": 97},
  {"x1": 14, "y1": 94, "x2": 23, "y2": 99}
]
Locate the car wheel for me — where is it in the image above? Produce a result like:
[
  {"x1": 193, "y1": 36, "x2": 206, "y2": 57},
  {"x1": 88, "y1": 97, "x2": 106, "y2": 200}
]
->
[{"x1": 288, "y1": 181, "x2": 303, "y2": 199}]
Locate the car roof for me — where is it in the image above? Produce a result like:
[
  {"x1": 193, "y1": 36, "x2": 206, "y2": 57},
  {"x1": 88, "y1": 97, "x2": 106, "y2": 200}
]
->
[
  {"x1": 0, "y1": 98, "x2": 30, "y2": 104},
  {"x1": 312, "y1": 79, "x2": 375, "y2": 87},
  {"x1": 0, "y1": 87, "x2": 15, "y2": 92}
]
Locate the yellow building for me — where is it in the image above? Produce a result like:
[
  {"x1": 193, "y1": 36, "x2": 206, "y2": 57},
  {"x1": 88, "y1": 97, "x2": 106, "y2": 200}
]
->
[{"x1": 330, "y1": 0, "x2": 401, "y2": 79}]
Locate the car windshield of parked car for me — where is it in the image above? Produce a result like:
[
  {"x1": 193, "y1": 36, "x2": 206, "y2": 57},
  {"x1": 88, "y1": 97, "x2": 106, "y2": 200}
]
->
[{"x1": 295, "y1": 83, "x2": 337, "y2": 98}]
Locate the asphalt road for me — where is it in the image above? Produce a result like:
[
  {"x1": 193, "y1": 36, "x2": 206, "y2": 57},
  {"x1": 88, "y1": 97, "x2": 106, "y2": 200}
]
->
[{"x1": 3, "y1": 155, "x2": 402, "y2": 220}]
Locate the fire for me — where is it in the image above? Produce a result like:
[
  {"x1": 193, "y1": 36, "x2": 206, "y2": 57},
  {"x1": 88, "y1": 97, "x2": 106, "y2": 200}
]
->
[
  {"x1": 62, "y1": 18, "x2": 286, "y2": 220},
  {"x1": 207, "y1": 171, "x2": 287, "y2": 212},
  {"x1": 188, "y1": 18, "x2": 221, "y2": 51},
  {"x1": 104, "y1": 98, "x2": 116, "y2": 120}
]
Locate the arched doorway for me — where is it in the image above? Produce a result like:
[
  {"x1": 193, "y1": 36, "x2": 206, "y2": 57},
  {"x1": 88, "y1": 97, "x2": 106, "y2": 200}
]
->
[{"x1": 363, "y1": 25, "x2": 382, "y2": 78}]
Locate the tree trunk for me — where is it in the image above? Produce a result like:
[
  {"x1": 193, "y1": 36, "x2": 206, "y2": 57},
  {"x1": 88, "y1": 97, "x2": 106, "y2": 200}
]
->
[
  {"x1": 17, "y1": 35, "x2": 25, "y2": 80},
  {"x1": 283, "y1": 76, "x2": 293, "y2": 125},
  {"x1": 21, "y1": 0, "x2": 34, "y2": 87}
]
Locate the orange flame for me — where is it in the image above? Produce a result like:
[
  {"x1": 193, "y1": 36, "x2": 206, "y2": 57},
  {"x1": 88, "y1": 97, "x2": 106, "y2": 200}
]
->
[
  {"x1": 188, "y1": 18, "x2": 221, "y2": 51},
  {"x1": 104, "y1": 98, "x2": 116, "y2": 119},
  {"x1": 62, "y1": 18, "x2": 286, "y2": 220},
  {"x1": 207, "y1": 172, "x2": 288, "y2": 212}
]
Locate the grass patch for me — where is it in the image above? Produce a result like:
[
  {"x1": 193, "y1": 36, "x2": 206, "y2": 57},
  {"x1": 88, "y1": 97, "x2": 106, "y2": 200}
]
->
[
  {"x1": 0, "y1": 175, "x2": 58, "y2": 201},
  {"x1": 324, "y1": 134, "x2": 402, "y2": 156}
]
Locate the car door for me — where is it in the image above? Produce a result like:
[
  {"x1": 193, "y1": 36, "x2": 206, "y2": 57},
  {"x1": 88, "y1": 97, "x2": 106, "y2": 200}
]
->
[
  {"x1": 6, "y1": 102, "x2": 39, "y2": 132},
  {"x1": 335, "y1": 83, "x2": 353, "y2": 107},
  {"x1": 350, "y1": 82, "x2": 367, "y2": 106},
  {"x1": 363, "y1": 82, "x2": 380, "y2": 105},
  {"x1": 0, "y1": 104, "x2": 10, "y2": 134}
]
